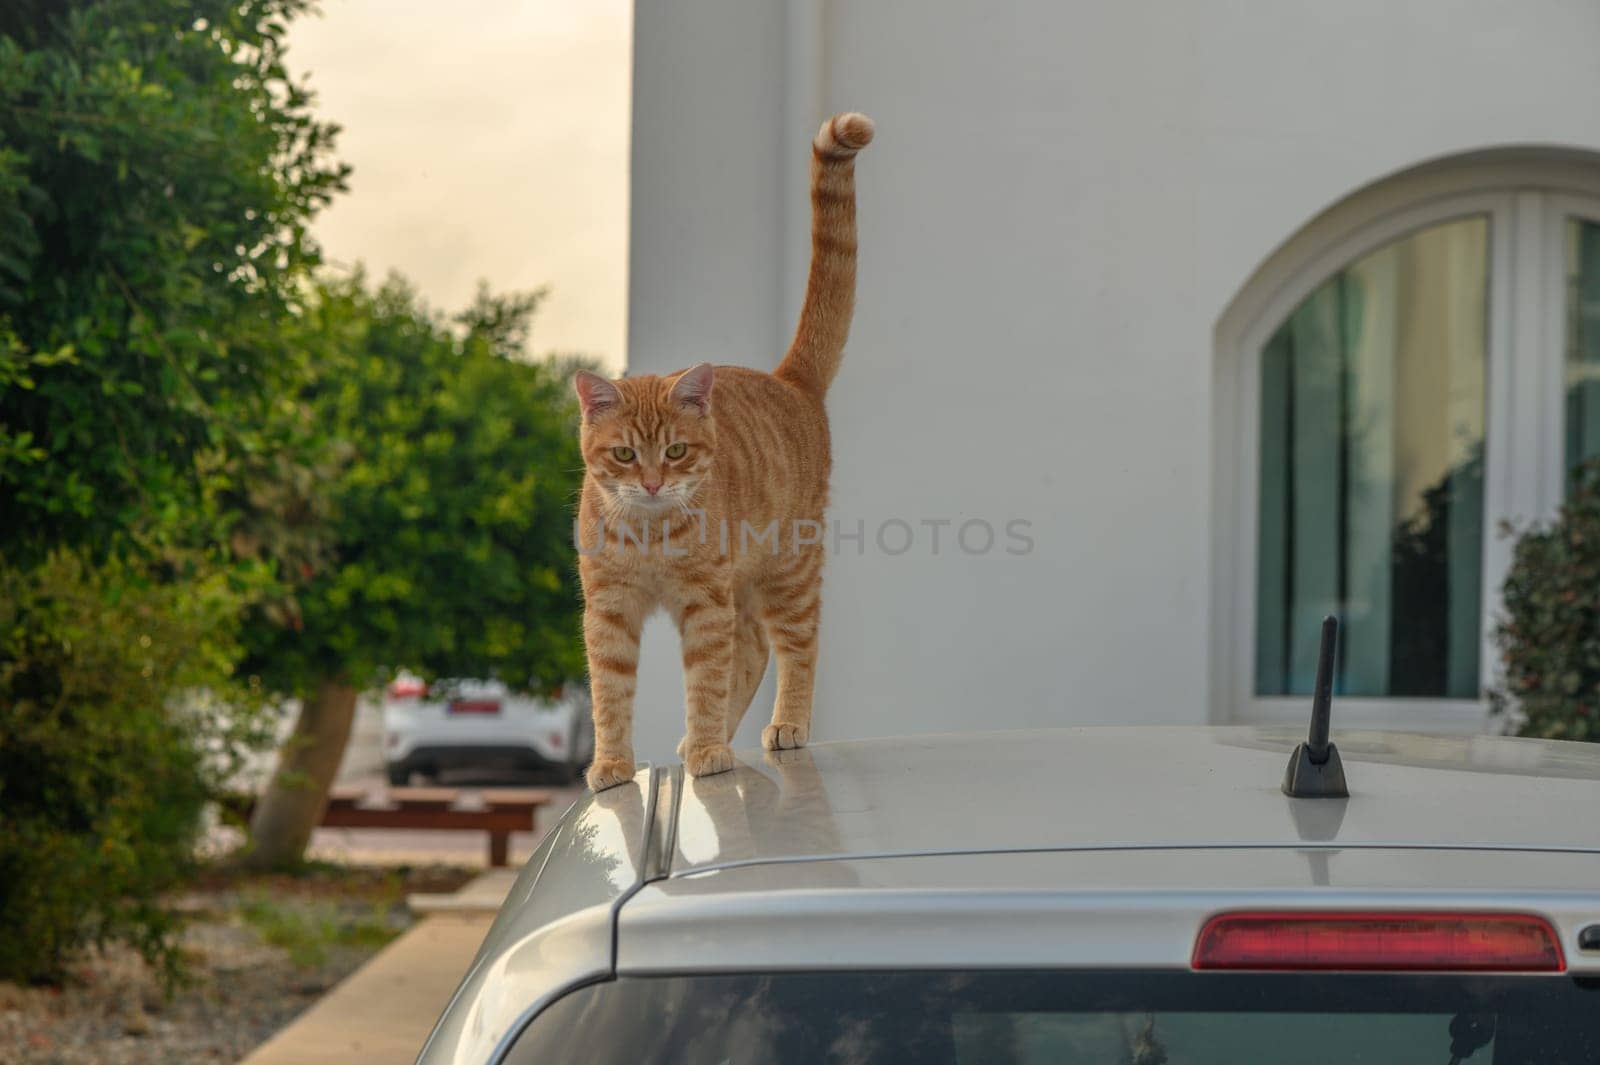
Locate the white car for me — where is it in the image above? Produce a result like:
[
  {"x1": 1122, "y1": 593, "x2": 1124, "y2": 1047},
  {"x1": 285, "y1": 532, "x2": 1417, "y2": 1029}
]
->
[{"x1": 381, "y1": 675, "x2": 593, "y2": 785}]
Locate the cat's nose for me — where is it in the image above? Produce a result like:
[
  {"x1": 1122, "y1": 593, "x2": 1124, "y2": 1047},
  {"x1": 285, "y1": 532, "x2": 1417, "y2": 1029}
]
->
[{"x1": 642, "y1": 480, "x2": 661, "y2": 496}]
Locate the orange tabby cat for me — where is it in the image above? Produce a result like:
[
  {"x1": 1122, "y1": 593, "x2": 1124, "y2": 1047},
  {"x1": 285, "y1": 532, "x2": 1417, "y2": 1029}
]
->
[{"x1": 572, "y1": 112, "x2": 874, "y2": 790}]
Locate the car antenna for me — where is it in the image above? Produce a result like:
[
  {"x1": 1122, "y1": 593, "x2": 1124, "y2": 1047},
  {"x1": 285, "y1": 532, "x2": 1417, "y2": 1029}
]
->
[{"x1": 1282, "y1": 615, "x2": 1349, "y2": 799}]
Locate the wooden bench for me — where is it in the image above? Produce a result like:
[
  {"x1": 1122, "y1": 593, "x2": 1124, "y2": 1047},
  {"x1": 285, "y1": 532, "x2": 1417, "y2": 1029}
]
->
[
  {"x1": 231, "y1": 786, "x2": 558, "y2": 867},
  {"x1": 323, "y1": 786, "x2": 557, "y2": 867}
]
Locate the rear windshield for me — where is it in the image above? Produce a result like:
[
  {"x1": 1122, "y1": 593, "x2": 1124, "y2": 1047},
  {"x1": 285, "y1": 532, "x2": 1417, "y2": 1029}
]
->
[{"x1": 503, "y1": 970, "x2": 1600, "y2": 1065}]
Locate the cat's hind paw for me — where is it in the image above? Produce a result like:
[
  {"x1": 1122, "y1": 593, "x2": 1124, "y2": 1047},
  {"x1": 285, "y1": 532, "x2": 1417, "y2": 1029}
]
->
[
  {"x1": 761, "y1": 722, "x2": 809, "y2": 751},
  {"x1": 683, "y1": 743, "x2": 735, "y2": 777},
  {"x1": 586, "y1": 756, "x2": 636, "y2": 791}
]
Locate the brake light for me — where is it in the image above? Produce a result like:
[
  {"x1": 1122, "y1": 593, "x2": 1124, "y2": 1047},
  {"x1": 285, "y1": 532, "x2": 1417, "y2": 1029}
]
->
[
  {"x1": 388, "y1": 677, "x2": 428, "y2": 699},
  {"x1": 1193, "y1": 912, "x2": 1565, "y2": 972}
]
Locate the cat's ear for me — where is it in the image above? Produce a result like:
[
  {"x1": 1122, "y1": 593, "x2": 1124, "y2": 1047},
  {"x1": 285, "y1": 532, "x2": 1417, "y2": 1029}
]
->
[
  {"x1": 574, "y1": 371, "x2": 622, "y2": 421},
  {"x1": 669, "y1": 362, "x2": 714, "y2": 416}
]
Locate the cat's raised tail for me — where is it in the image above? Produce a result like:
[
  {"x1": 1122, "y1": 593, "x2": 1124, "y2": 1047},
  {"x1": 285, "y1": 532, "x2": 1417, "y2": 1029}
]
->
[{"x1": 775, "y1": 111, "x2": 874, "y2": 399}]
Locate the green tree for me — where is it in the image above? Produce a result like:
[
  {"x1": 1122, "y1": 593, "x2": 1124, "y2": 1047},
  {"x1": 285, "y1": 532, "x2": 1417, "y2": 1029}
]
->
[
  {"x1": 0, "y1": 0, "x2": 342, "y2": 979},
  {"x1": 240, "y1": 275, "x2": 587, "y2": 868},
  {"x1": 0, "y1": 0, "x2": 346, "y2": 560}
]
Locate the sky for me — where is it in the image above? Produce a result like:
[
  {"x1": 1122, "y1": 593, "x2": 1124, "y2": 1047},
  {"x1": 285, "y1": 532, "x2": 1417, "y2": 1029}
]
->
[{"x1": 288, "y1": 1, "x2": 632, "y2": 372}]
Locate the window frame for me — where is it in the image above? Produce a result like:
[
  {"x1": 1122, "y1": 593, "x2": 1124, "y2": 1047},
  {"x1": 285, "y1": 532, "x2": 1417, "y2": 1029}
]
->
[{"x1": 1213, "y1": 155, "x2": 1600, "y2": 731}]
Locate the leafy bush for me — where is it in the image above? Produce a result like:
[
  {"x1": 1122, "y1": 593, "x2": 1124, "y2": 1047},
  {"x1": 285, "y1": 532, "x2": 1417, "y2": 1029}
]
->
[
  {"x1": 0, "y1": 552, "x2": 265, "y2": 984},
  {"x1": 1491, "y1": 459, "x2": 1600, "y2": 741}
]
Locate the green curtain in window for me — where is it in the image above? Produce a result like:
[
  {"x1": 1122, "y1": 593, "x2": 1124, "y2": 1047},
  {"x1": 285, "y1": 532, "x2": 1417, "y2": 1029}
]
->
[
  {"x1": 1256, "y1": 218, "x2": 1487, "y2": 699},
  {"x1": 1565, "y1": 218, "x2": 1600, "y2": 477}
]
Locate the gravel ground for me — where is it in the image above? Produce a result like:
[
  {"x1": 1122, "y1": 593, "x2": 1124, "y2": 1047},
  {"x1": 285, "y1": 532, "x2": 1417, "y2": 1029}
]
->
[{"x1": 0, "y1": 865, "x2": 473, "y2": 1065}]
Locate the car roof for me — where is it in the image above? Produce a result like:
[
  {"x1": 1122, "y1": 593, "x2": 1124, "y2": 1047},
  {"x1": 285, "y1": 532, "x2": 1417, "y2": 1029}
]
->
[
  {"x1": 418, "y1": 727, "x2": 1600, "y2": 1064},
  {"x1": 668, "y1": 727, "x2": 1600, "y2": 872}
]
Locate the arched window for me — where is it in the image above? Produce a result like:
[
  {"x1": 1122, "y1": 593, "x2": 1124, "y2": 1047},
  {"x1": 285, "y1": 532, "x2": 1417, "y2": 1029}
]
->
[{"x1": 1215, "y1": 155, "x2": 1600, "y2": 729}]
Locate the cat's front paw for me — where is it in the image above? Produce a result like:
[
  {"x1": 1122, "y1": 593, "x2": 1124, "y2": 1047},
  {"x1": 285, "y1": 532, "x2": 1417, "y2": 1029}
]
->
[
  {"x1": 683, "y1": 743, "x2": 735, "y2": 777},
  {"x1": 762, "y1": 722, "x2": 809, "y2": 751},
  {"x1": 586, "y1": 756, "x2": 636, "y2": 791}
]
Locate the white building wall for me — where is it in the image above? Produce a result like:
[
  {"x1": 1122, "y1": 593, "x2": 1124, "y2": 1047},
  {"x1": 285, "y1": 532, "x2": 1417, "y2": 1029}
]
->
[{"x1": 625, "y1": 0, "x2": 1600, "y2": 762}]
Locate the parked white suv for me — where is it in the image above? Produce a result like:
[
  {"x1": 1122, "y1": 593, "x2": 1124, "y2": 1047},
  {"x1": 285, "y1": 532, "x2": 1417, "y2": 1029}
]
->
[{"x1": 381, "y1": 675, "x2": 593, "y2": 785}]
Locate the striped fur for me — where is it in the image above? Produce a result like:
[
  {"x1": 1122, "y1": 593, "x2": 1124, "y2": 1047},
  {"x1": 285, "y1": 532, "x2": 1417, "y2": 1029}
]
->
[
  {"x1": 775, "y1": 111, "x2": 875, "y2": 397},
  {"x1": 573, "y1": 112, "x2": 873, "y2": 789}
]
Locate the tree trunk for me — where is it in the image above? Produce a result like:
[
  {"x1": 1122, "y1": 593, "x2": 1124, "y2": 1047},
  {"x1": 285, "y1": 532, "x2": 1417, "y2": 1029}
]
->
[{"x1": 243, "y1": 677, "x2": 358, "y2": 870}]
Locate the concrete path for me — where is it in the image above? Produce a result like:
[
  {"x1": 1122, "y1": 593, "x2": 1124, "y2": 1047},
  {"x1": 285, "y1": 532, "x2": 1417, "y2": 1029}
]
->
[{"x1": 237, "y1": 869, "x2": 519, "y2": 1065}]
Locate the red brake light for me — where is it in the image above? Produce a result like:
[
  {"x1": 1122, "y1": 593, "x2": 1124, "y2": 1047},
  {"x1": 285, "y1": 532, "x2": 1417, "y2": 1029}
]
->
[
  {"x1": 1193, "y1": 912, "x2": 1565, "y2": 972},
  {"x1": 388, "y1": 677, "x2": 428, "y2": 699}
]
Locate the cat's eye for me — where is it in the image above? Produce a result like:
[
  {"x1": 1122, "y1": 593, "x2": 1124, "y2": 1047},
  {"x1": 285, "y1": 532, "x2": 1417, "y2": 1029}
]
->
[
  {"x1": 611, "y1": 446, "x2": 635, "y2": 463},
  {"x1": 665, "y1": 442, "x2": 687, "y2": 460}
]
